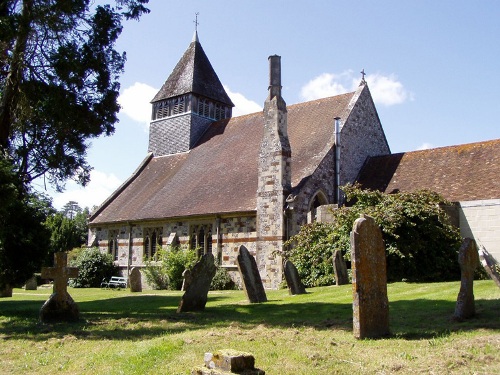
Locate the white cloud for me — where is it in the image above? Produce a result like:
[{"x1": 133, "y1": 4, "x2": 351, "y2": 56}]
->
[
  {"x1": 224, "y1": 85, "x2": 262, "y2": 116},
  {"x1": 416, "y1": 142, "x2": 434, "y2": 150},
  {"x1": 49, "y1": 170, "x2": 122, "y2": 210},
  {"x1": 300, "y1": 70, "x2": 411, "y2": 107},
  {"x1": 300, "y1": 72, "x2": 351, "y2": 101},
  {"x1": 118, "y1": 82, "x2": 158, "y2": 129}
]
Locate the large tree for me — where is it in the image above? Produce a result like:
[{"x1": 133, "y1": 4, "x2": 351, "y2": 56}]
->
[{"x1": 0, "y1": 0, "x2": 149, "y2": 190}]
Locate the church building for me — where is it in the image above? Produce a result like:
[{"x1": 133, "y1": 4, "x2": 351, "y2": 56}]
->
[{"x1": 88, "y1": 31, "x2": 390, "y2": 289}]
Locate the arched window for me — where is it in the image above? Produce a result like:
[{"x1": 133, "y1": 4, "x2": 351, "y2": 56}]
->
[
  {"x1": 143, "y1": 235, "x2": 150, "y2": 259},
  {"x1": 151, "y1": 231, "x2": 157, "y2": 259},
  {"x1": 207, "y1": 230, "x2": 213, "y2": 254},
  {"x1": 198, "y1": 228, "x2": 205, "y2": 258},
  {"x1": 309, "y1": 191, "x2": 328, "y2": 223}
]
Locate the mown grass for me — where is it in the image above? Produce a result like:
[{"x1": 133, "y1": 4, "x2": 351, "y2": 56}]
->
[{"x1": 1, "y1": 281, "x2": 499, "y2": 374}]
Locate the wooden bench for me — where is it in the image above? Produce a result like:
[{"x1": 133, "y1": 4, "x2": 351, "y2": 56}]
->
[{"x1": 101, "y1": 276, "x2": 127, "y2": 289}]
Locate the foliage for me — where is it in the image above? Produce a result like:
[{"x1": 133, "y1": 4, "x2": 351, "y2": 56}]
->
[
  {"x1": 0, "y1": 156, "x2": 52, "y2": 289},
  {"x1": 210, "y1": 262, "x2": 237, "y2": 290},
  {"x1": 285, "y1": 184, "x2": 462, "y2": 284},
  {"x1": 0, "y1": 0, "x2": 149, "y2": 190},
  {"x1": 69, "y1": 247, "x2": 117, "y2": 288},
  {"x1": 143, "y1": 246, "x2": 197, "y2": 290},
  {"x1": 283, "y1": 222, "x2": 336, "y2": 287}
]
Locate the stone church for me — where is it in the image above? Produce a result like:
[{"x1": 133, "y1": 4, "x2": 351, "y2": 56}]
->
[
  {"x1": 88, "y1": 31, "x2": 390, "y2": 289},
  {"x1": 88, "y1": 31, "x2": 500, "y2": 288}
]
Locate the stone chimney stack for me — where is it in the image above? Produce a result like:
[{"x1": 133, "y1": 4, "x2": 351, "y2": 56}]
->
[{"x1": 256, "y1": 55, "x2": 291, "y2": 289}]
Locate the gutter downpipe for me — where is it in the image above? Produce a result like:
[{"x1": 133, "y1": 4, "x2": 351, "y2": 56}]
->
[{"x1": 334, "y1": 117, "x2": 341, "y2": 204}]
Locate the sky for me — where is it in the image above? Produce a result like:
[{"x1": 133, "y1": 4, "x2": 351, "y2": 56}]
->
[{"x1": 36, "y1": 0, "x2": 500, "y2": 210}]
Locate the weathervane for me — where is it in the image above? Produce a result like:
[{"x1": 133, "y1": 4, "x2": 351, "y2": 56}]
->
[
  {"x1": 194, "y1": 12, "x2": 199, "y2": 32},
  {"x1": 360, "y1": 69, "x2": 367, "y2": 85}
]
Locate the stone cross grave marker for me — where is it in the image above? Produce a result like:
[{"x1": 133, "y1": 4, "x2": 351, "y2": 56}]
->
[
  {"x1": 40, "y1": 252, "x2": 79, "y2": 322},
  {"x1": 333, "y1": 249, "x2": 349, "y2": 285},
  {"x1": 351, "y1": 214, "x2": 390, "y2": 339},
  {"x1": 453, "y1": 238, "x2": 479, "y2": 320},
  {"x1": 237, "y1": 245, "x2": 267, "y2": 303},
  {"x1": 284, "y1": 259, "x2": 306, "y2": 295},
  {"x1": 177, "y1": 253, "x2": 217, "y2": 313}
]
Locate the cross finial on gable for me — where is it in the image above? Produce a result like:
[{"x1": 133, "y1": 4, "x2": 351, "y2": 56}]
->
[
  {"x1": 360, "y1": 69, "x2": 367, "y2": 86},
  {"x1": 194, "y1": 12, "x2": 199, "y2": 32}
]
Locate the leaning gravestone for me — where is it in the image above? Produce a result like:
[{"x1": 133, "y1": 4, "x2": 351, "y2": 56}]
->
[
  {"x1": 129, "y1": 267, "x2": 142, "y2": 292},
  {"x1": 351, "y1": 214, "x2": 390, "y2": 339},
  {"x1": 237, "y1": 245, "x2": 267, "y2": 303},
  {"x1": 25, "y1": 275, "x2": 38, "y2": 290},
  {"x1": 478, "y1": 246, "x2": 500, "y2": 289},
  {"x1": 453, "y1": 238, "x2": 479, "y2": 320},
  {"x1": 284, "y1": 260, "x2": 306, "y2": 295},
  {"x1": 40, "y1": 252, "x2": 79, "y2": 322},
  {"x1": 177, "y1": 253, "x2": 217, "y2": 313},
  {"x1": 333, "y1": 249, "x2": 349, "y2": 285}
]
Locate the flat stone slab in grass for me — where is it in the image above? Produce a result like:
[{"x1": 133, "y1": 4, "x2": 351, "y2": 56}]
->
[
  {"x1": 453, "y1": 238, "x2": 479, "y2": 320},
  {"x1": 284, "y1": 259, "x2": 306, "y2": 295},
  {"x1": 177, "y1": 253, "x2": 217, "y2": 313},
  {"x1": 237, "y1": 245, "x2": 267, "y2": 303},
  {"x1": 192, "y1": 349, "x2": 265, "y2": 375},
  {"x1": 40, "y1": 252, "x2": 79, "y2": 322},
  {"x1": 351, "y1": 214, "x2": 390, "y2": 339}
]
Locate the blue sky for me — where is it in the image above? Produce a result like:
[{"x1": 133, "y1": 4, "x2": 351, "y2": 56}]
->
[{"x1": 38, "y1": 1, "x2": 500, "y2": 209}]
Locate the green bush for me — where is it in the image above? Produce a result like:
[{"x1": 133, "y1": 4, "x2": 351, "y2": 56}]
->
[
  {"x1": 143, "y1": 246, "x2": 197, "y2": 290},
  {"x1": 69, "y1": 247, "x2": 118, "y2": 288},
  {"x1": 210, "y1": 264, "x2": 237, "y2": 290},
  {"x1": 285, "y1": 185, "x2": 462, "y2": 284}
]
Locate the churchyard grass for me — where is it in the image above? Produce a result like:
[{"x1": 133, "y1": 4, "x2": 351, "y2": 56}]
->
[{"x1": 1, "y1": 281, "x2": 499, "y2": 374}]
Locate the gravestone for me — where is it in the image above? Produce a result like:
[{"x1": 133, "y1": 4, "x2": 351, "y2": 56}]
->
[
  {"x1": 453, "y1": 238, "x2": 479, "y2": 320},
  {"x1": 192, "y1": 349, "x2": 265, "y2": 375},
  {"x1": 0, "y1": 285, "x2": 13, "y2": 298},
  {"x1": 478, "y1": 246, "x2": 500, "y2": 288},
  {"x1": 181, "y1": 269, "x2": 193, "y2": 291},
  {"x1": 283, "y1": 260, "x2": 306, "y2": 295},
  {"x1": 40, "y1": 252, "x2": 79, "y2": 322},
  {"x1": 237, "y1": 245, "x2": 267, "y2": 303},
  {"x1": 25, "y1": 275, "x2": 38, "y2": 290},
  {"x1": 177, "y1": 253, "x2": 217, "y2": 313},
  {"x1": 129, "y1": 267, "x2": 142, "y2": 292},
  {"x1": 333, "y1": 249, "x2": 349, "y2": 285},
  {"x1": 351, "y1": 214, "x2": 390, "y2": 339}
]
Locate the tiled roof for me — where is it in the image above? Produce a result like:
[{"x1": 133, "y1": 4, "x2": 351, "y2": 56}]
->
[
  {"x1": 151, "y1": 36, "x2": 234, "y2": 106},
  {"x1": 356, "y1": 139, "x2": 500, "y2": 202},
  {"x1": 90, "y1": 92, "x2": 355, "y2": 224}
]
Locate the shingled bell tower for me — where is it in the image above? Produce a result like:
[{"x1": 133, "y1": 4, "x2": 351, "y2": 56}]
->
[
  {"x1": 148, "y1": 32, "x2": 234, "y2": 156},
  {"x1": 256, "y1": 55, "x2": 292, "y2": 289}
]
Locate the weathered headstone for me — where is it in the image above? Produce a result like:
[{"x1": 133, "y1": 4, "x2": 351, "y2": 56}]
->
[
  {"x1": 129, "y1": 267, "x2": 142, "y2": 292},
  {"x1": 333, "y1": 249, "x2": 349, "y2": 285},
  {"x1": 0, "y1": 284, "x2": 13, "y2": 298},
  {"x1": 181, "y1": 268, "x2": 193, "y2": 291},
  {"x1": 25, "y1": 275, "x2": 38, "y2": 290},
  {"x1": 177, "y1": 253, "x2": 217, "y2": 313},
  {"x1": 478, "y1": 246, "x2": 500, "y2": 289},
  {"x1": 284, "y1": 259, "x2": 306, "y2": 295},
  {"x1": 40, "y1": 252, "x2": 79, "y2": 322},
  {"x1": 453, "y1": 238, "x2": 479, "y2": 320},
  {"x1": 192, "y1": 349, "x2": 265, "y2": 375},
  {"x1": 237, "y1": 245, "x2": 267, "y2": 303},
  {"x1": 351, "y1": 214, "x2": 390, "y2": 339}
]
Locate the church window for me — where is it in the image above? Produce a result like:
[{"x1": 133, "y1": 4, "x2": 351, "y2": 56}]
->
[
  {"x1": 143, "y1": 228, "x2": 163, "y2": 260},
  {"x1": 108, "y1": 236, "x2": 118, "y2": 261},
  {"x1": 198, "y1": 98, "x2": 210, "y2": 118},
  {"x1": 308, "y1": 191, "x2": 328, "y2": 223},
  {"x1": 206, "y1": 230, "x2": 213, "y2": 254},
  {"x1": 173, "y1": 96, "x2": 185, "y2": 115},
  {"x1": 151, "y1": 231, "x2": 157, "y2": 258},
  {"x1": 198, "y1": 228, "x2": 205, "y2": 258},
  {"x1": 143, "y1": 236, "x2": 150, "y2": 259}
]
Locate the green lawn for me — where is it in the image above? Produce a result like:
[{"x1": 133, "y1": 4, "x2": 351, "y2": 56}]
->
[{"x1": 1, "y1": 281, "x2": 499, "y2": 374}]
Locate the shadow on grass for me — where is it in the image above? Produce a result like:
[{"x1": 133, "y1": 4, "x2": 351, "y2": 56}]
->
[{"x1": 1, "y1": 293, "x2": 499, "y2": 342}]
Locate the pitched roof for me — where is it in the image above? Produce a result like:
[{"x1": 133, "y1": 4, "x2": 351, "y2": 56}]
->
[
  {"x1": 90, "y1": 92, "x2": 355, "y2": 224},
  {"x1": 356, "y1": 139, "x2": 500, "y2": 202},
  {"x1": 151, "y1": 34, "x2": 234, "y2": 107}
]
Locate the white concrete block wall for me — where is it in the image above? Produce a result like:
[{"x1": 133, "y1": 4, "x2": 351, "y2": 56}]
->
[{"x1": 459, "y1": 199, "x2": 500, "y2": 261}]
